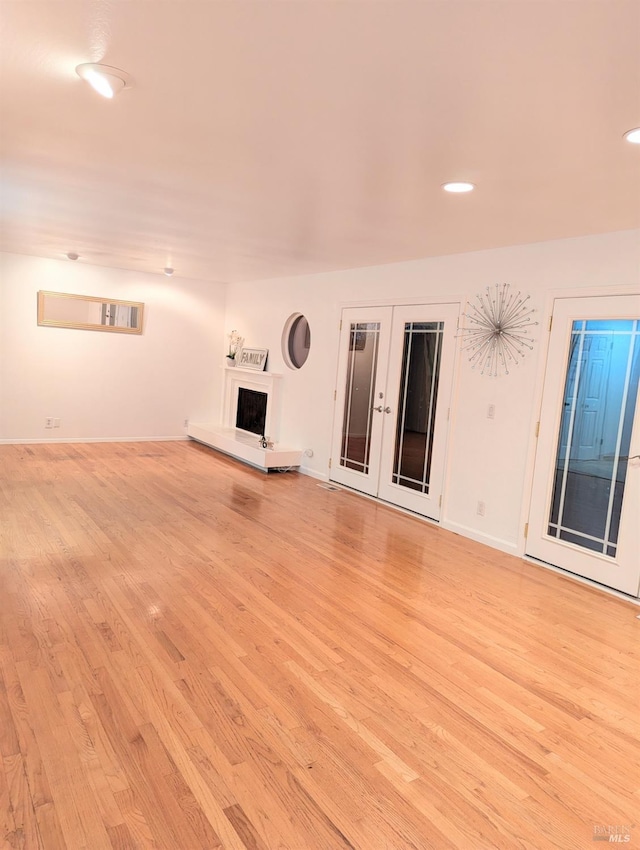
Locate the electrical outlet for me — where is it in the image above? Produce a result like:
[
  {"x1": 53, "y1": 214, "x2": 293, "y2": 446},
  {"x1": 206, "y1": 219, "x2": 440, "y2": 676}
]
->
[
  {"x1": 53, "y1": 418, "x2": 61, "y2": 428},
  {"x1": 487, "y1": 404, "x2": 496, "y2": 419},
  {"x1": 184, "y1": 419, "x2": 189, "y2": 428},
  {"x1": 304, "y1": 449, "x2": 314, "y2": 457},
  {"x1": 477, "y1": 500, "x2": 486, "y2": 516},
  {"x1": 45, "y1": 417, "x2": 54, "y2": 428}
]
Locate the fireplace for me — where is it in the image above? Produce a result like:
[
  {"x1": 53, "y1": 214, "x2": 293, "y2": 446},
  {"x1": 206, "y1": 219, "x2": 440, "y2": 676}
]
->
[
  {"x1": 187, "y1": 366, "x2": 302, "y2": 470},
  {"x1": 236, "y1": 388, "x2": 267, "y2": 435},
  {"x1": 221, "y1": 367, "x2": 282, "y2": 442}
]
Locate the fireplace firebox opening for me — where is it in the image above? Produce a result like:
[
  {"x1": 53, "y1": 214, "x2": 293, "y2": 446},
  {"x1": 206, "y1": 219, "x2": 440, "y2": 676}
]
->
[{"x1": 236, "y1": 388, "x2": 268, "y2": 435}]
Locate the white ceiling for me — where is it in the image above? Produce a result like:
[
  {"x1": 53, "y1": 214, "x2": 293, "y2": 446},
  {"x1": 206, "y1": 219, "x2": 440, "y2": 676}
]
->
[{"x1": 1, "y1": 1, "x2": 639, "y2": 283}]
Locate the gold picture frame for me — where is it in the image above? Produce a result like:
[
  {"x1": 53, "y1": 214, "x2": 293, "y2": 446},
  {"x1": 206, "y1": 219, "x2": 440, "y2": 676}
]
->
[{"x1": 37, "y1": 291, "x2": 144, "y2": 334}]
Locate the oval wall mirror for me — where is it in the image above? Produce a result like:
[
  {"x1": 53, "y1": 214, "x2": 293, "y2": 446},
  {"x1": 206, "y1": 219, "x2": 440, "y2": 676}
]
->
[{"x1": 282, "y1": 313, "x2": 311, "y2": 369}]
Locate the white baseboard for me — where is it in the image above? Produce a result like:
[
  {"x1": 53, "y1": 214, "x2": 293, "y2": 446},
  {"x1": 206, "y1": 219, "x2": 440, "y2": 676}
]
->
[
  {"x1": 440, "y1": 520, "x2": 520, "y2": 555},
  {"x1": 298, "y1": 466, "x2": 329, "y2": 481},
  {"x1": 0, "y1": 436, "x2": 190, "y2": 445}
]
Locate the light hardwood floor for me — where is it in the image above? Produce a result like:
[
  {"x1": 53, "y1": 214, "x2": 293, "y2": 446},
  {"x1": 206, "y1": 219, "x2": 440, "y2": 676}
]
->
[{"x1": 0, "y1": 441, "x2": 638, "y2": 850}]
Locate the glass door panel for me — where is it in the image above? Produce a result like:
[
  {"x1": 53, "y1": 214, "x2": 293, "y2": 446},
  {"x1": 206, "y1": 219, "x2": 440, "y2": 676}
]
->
[
  {"x1": 548, "y1": 320, "x2": 639, "y2": 558},
  {"x1": 340, "y1": 323, "x2": 381, "y2": 474},
  {"x1": 527, "y1": 296, "x2": 640, "y2": 596},
  {"x1": 392, "y1": 322, "x2": 444, "y2": 494}
]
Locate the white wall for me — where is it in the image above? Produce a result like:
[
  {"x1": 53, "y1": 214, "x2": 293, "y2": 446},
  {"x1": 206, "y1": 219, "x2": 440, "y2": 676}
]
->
[
  {"x1": 223, "y1": 230, "x2": 640, "y2": 553},
  {"x1": 0, "y1": 253, "x2": 226, "y2": 441},
  {"x1": 3, "y1": 233, "x2": 637, "y2": 556}
]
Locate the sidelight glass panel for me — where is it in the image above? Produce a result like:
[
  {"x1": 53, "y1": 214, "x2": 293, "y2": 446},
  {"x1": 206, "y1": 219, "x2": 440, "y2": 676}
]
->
[
  {"x1": 340, "y1": 323, "x2": 380, "y2": 473},
  {"x1": 392, "y1": 322, "x2": 444, "y2": 493},
  {"x1": 548, "y1": 319, "x2": 640, "y2": 556}
]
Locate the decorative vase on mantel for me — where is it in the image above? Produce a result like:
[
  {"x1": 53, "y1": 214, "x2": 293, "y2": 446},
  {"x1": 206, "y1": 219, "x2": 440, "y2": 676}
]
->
[{"x1": 226, "y1": 330, "x2": 244, "y2": 368}]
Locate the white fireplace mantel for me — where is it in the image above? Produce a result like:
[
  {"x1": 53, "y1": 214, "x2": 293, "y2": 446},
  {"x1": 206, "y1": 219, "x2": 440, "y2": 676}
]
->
[{"x1": 187, "y1": 366, "x2": 302, "y2": 471}]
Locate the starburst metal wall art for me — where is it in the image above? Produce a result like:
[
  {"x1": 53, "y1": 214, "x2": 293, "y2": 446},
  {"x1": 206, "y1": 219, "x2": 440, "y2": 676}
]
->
[{"x1": 459, "y1": 283, "x2": 537, "y2": 376}]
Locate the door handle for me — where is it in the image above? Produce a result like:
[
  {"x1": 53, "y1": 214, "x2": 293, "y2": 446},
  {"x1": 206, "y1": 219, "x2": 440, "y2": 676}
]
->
[
  {"x1": 383, "y1": 406, "x2": 392, "y2": 414},
  {"x1": 372, "y1": 405, "x2": 383, "y2": 413},
  {"x1": 620, "y1": 455, "x2": 640, "y2": 461}
]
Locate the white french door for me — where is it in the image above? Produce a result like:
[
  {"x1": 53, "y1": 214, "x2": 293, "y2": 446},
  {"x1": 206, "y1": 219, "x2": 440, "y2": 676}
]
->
[
  {"x1": 330, "y1": 306, "x2": 393, "y2": 498},
  {"x1": 527, "y1": 295, "x2": 640, "y2": 596},
  {"x1": 330, "y1": 303, "x2": 458, "y2": 521}
]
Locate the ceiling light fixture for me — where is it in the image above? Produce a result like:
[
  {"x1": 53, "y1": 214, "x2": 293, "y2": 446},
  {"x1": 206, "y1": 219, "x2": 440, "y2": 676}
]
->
[
  {"x1": 164, "y1": 267, "x2": 174, "y2": 277},
  {"x1": 66, "y1": 252, "x2": 79, "y2": 261},
  {"x1": 76, "y1": 63, "x2": 132, "y2": 99},
  {"x1": 442, "y1": 181, "x2": 475, "y2": 193},
  {"x1": 623, "y1": 127, "x2": 640, "y2": 144}
]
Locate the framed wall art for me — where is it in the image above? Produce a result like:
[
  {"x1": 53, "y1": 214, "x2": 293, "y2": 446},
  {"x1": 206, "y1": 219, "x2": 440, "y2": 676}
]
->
[{"x1": 237, "y1": 348, "x2": 268, "y2": 371}]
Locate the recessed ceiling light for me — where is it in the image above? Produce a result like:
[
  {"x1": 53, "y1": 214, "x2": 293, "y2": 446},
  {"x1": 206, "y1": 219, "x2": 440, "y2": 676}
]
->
[
  {"x1": 66, "y1": 252, "x2": 79, "y2": 261},
  {"x1": 76, "y1": 63, "x2": 132, "y2": 99},
  {"x1": 442, "y1": 181, "x2": 475, "y2": 193},
  {"x1": 164, "y1": 267, "x2": 174, "y2": 277},
  {"x1": 623, "y1": 127, "x2": 640, "y2": 144}
]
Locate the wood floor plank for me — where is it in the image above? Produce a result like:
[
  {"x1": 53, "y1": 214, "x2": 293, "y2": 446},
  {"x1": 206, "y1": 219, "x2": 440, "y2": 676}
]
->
[
  {"x1": 1, "y1": 753, "x2": 19, "y2": 848},
  {"x1": 1, "y1": 441, "x2": 638, "y2": 849},
  {"x1": 3, "y1": 753, "x2": 45, "y2": 850},
  {"x1": 15, "y1": 664, "x2": 112, "y2": 850}
]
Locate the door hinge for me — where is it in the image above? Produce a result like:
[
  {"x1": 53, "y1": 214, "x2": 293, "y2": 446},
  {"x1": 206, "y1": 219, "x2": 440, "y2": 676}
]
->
[
  {"x1": 447, "y1": 407, "x2": 450, "y2": 421},
  {"x1": 548, "y1": 316, "x2": 553, "y2": 332},
  {"x1": 328, "y1": 458, "x2": 332, "y2": 469},
  {"x1": 439, "y1": 495, "x2": 442, "y2": 508},
  {"x1": 334, "y1": 389, "x2": 337, "y2": 401},
  {"x1": 339, "y1": 320, "x2": 342, "y2": 331},
  {"x1": 535, "y1": 421, "x2": 540, "y2": 437},
  {"x1": 524, "y1": 522, "x2": 529, "y2": 539}
]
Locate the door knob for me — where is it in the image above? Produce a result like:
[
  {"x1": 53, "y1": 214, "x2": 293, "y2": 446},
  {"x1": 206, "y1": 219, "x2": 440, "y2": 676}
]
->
[
  {"x1": 372, "y1": 405, "x2": 383, "y2": 412},
  {"x1": 383, "y1": 406, "x2": 392, "y2": 414}
]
